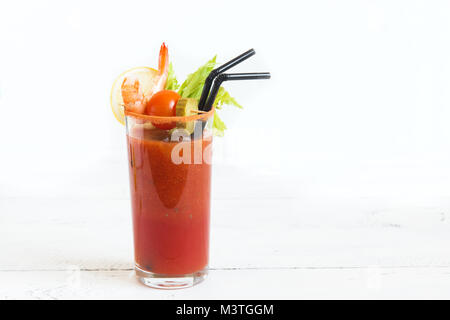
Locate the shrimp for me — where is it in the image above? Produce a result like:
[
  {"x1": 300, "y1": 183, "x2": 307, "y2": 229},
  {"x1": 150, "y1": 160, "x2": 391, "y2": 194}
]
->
[
  {"x1": 121, "y1": 43, "x2": 170, "y2": 114},
  {"x1": 154, "y1": 42, "x2": 169, "y2": 93},
  {"x1": 121, "y1": 76, "x2": 145, "y2": 114}
]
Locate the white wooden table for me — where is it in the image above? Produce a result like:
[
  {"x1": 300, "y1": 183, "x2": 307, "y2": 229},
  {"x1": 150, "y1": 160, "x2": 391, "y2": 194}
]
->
[{"x1": 1, "y1": 163, "x2": 450, "y2": 300}]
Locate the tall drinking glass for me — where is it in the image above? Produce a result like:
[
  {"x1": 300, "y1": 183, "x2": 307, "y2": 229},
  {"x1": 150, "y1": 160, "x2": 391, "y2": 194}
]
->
[{"x1": 125, "y1": 110, "x2": 214, "y2": 289}]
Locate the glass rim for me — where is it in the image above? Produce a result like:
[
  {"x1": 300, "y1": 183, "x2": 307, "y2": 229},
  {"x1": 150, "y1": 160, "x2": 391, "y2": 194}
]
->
[{"x1": 124, "y1": 107, "x2": 215, "y2": 124}]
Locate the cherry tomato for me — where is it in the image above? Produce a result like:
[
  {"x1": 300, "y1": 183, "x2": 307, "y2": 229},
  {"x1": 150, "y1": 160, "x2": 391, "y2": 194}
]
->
[{"x1": 146, "y1": 90, "x2": 180, "y2": 130}]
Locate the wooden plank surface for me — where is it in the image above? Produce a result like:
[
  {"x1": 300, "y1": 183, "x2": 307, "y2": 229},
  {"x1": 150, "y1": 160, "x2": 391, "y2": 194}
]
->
[
  {"x1": 1, "y1": 166, "x2": 450, "y2": 299},
  {"x1": 1, "y1": 268, "x2": 450, "y2": 300}
]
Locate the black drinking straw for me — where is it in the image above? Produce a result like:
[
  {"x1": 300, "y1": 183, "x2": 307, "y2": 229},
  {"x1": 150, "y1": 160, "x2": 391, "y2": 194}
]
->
[
  {"x1": 203, "y1": 72, "x2": 271, "y2": 111},
  {"x1": 198, "y1": 49, "x2": 256, "y2": 111}
]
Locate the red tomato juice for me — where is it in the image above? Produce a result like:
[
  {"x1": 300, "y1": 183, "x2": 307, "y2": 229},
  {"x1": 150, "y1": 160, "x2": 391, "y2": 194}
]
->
[{"x1": 127, "y1": 128, "x2": 212, "y2": 275}]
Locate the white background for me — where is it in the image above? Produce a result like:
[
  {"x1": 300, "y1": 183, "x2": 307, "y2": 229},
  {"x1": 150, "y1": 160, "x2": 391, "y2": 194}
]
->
[{"x1": 1, "y1": 0, "x2": 450, "y2": 299}]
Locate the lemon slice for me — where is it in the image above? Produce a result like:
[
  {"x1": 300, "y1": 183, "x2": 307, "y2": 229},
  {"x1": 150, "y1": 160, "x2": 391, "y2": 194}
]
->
[{"x1": 110, "y1": 67, "x2": 159, "y2": 125}]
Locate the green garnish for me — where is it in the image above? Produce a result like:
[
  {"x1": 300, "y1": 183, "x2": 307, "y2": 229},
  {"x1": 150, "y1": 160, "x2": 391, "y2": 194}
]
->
[
  {"x1": 214, "y1": 87, "x2": 243, "y2": 109},
  {"x1": 165, "y1": 57, "x2": 242, "y2": 136},
  {"x1": 212, "y1": 112, "x2": 227, "y2": 137},
  {"x1": 178, "y1": 56, "x2": 217, "y2": 99},
  {"x1": 165, "y1": 63, "x2": 180, "y2": 91}
]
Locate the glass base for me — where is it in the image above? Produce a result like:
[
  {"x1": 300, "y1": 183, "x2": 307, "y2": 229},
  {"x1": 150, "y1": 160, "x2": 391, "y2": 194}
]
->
[{"x1": 135, "y1": 265, "x2": 208, "y2": 289}]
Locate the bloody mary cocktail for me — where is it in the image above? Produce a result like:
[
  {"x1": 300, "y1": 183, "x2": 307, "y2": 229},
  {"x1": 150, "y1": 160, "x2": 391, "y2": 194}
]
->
[
  {"x1": 110, "y1": 42, "x2": 268, "y2": 289},
  {"x1": 126, "y1": 114, "x2": 213, "y2": 288}
]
